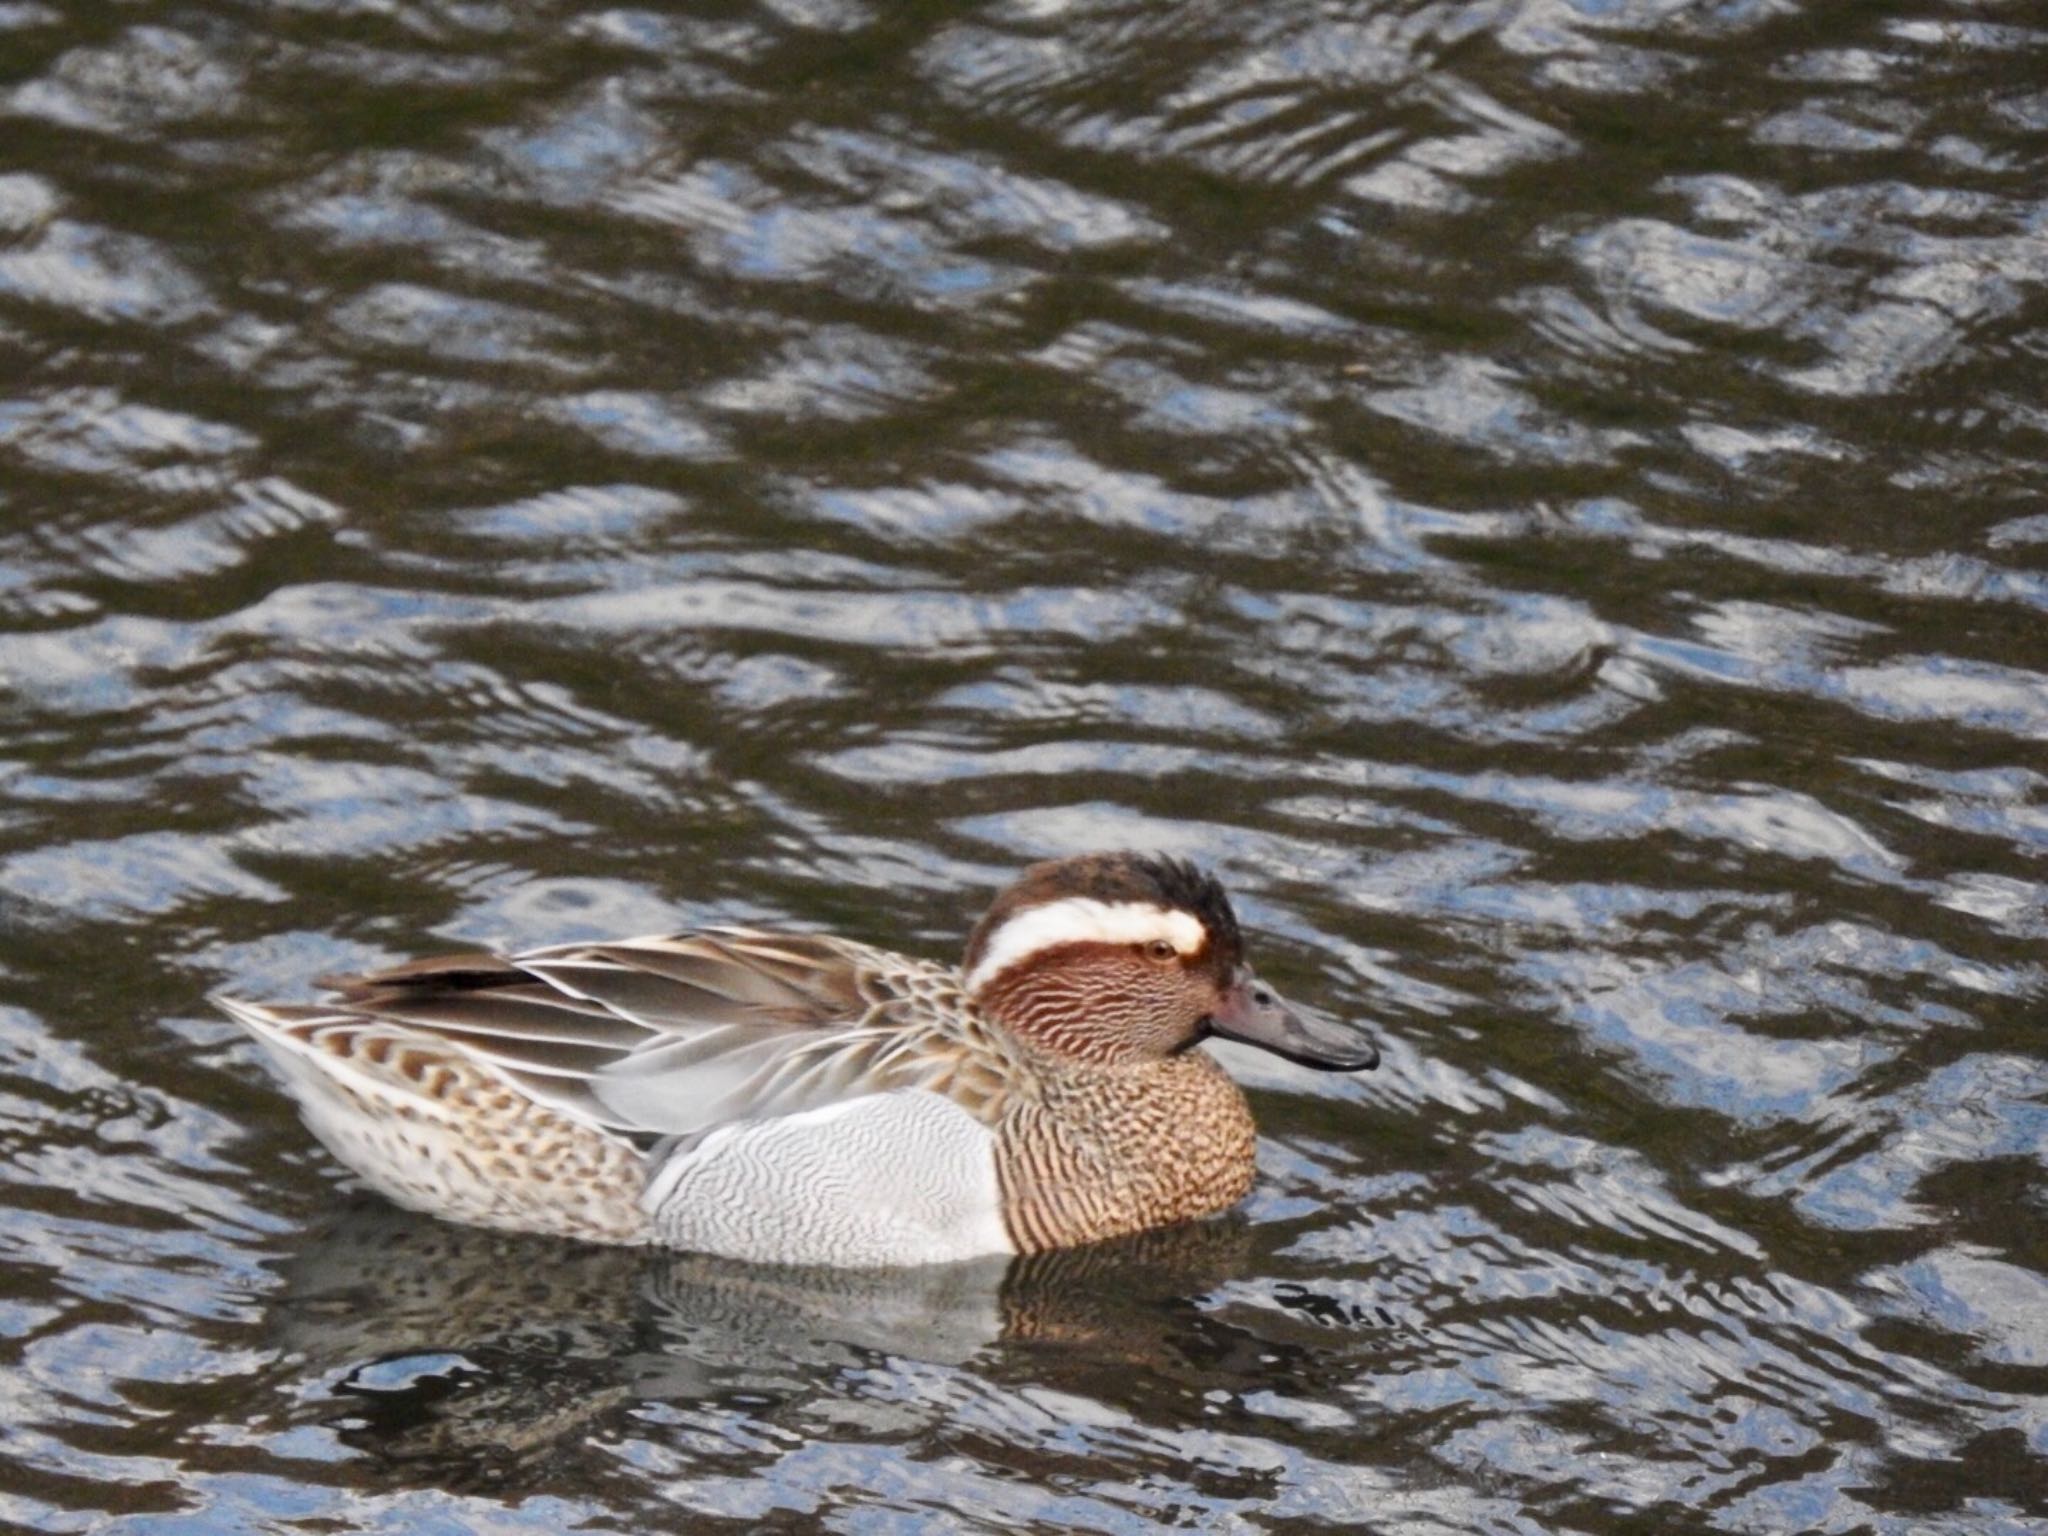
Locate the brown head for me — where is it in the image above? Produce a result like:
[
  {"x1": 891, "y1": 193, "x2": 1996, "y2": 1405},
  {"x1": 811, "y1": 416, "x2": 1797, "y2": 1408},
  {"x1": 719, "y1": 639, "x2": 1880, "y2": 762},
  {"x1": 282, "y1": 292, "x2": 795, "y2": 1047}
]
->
[{"x1": 961, "y1": 852, "x2": 1379, "y2": 1072}]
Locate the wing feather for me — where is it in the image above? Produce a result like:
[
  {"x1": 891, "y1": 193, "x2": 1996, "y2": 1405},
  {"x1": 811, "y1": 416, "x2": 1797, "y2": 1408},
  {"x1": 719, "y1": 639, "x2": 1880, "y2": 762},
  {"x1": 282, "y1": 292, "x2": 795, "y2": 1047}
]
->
[{"x1": 249, "y1": 928, "x2": 1007, "y2": 1141}]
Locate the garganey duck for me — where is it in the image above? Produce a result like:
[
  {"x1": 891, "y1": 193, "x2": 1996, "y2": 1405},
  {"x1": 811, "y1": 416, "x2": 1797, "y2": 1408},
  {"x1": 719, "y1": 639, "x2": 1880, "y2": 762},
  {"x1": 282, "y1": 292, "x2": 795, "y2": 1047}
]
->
[{"x1": 219, "y1": 852, "x2": 1379, "y2": 1267}]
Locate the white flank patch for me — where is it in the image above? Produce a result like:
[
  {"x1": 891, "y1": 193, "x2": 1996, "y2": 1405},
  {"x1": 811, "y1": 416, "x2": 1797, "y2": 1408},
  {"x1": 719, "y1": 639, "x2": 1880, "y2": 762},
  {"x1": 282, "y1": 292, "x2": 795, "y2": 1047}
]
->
[
  {"x1": 963, "y1": 898, "x2": 1206, "y2": 994},
  {"x1": 645, "y1": 1090, "x2": 1014, "y2": 1265}
]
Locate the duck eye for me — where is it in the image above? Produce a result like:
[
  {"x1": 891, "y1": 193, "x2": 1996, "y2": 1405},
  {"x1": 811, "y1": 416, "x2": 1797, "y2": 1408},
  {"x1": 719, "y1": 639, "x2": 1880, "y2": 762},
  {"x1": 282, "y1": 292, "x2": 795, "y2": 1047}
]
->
[{"x1": 1144, "y1": 938, "x2": 1179, "y2": 963}]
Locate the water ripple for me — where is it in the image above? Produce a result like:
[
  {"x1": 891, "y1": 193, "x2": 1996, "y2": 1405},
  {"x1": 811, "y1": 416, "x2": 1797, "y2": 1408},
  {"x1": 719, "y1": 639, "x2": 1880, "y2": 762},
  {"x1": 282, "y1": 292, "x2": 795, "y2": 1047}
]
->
[{"x1": 0, "y1": 0, "x2": 2043, "y2": 1531}]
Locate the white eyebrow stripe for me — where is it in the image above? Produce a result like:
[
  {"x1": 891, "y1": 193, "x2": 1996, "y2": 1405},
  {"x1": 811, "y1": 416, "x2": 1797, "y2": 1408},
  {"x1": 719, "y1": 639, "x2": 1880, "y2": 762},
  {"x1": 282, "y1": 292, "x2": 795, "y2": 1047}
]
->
[{"x1": 963, "y1": 899, "x2": 1206, "y2": 994}]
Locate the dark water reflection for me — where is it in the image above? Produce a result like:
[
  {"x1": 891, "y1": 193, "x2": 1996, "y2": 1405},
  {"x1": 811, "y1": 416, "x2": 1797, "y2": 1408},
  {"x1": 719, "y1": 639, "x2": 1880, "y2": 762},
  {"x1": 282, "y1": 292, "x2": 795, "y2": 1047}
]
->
[{"x1": 2, "y1": 0, "x2": 2046, "y2": 1530}]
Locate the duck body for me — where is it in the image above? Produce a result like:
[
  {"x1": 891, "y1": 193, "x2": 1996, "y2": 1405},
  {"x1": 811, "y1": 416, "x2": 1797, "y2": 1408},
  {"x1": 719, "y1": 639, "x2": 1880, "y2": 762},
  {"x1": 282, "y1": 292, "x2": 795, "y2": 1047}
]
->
[{"x1": 220, "y1": 853, "x2": 1378, "y2": 1267}]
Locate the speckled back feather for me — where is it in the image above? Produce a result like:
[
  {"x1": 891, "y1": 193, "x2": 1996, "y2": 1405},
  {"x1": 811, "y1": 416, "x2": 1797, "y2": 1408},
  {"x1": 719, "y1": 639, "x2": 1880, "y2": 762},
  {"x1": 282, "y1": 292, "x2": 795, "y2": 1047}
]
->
[{"x1": 302, "y1": 928, "x2": 1028, "y2": 1140}]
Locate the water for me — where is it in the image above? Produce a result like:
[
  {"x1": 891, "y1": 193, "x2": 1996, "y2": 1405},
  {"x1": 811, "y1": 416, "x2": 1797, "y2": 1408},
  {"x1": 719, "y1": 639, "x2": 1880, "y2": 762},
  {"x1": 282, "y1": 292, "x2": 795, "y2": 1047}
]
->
[{"x1": 1, "y1": 0, "x2": 2045, "y2": 1529}]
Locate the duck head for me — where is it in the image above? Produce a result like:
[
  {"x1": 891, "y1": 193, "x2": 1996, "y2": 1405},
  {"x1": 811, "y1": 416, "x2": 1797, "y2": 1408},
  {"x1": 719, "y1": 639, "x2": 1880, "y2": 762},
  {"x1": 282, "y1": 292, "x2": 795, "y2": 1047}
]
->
[{"x1": 961, "y1": 852, "x2": 1379, "y2": 1072}]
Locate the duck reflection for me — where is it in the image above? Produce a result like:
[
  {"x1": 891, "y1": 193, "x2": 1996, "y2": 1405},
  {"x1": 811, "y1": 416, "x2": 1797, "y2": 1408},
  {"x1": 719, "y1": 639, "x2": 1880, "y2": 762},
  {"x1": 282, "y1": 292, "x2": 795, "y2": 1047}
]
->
[{"x1": 268, "y1": 1199, "x2": 1253, "y2": 1477}]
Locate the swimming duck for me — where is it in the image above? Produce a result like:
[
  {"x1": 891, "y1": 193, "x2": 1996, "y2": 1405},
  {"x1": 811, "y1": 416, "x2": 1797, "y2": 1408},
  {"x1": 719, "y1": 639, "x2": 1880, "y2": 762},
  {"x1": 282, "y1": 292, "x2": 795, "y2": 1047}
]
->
[{"x1": 218, "y1": 852, "x2": 1379, "y2": 1267}]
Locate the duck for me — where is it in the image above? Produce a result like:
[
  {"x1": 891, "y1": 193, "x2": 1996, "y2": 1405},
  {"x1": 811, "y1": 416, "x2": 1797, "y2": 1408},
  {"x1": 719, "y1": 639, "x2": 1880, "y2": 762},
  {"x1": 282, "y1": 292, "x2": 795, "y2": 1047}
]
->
[{"x1": 217, "y1": 851, "x2": 1380, "y2": 1267}]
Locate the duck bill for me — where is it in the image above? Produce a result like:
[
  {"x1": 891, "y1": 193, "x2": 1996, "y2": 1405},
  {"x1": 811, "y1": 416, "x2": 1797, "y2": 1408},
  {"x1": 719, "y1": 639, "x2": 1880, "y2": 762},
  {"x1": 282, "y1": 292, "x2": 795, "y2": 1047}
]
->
[{"x1": 1208, "y1": 969, "x2": 1380, "y2": 1072}]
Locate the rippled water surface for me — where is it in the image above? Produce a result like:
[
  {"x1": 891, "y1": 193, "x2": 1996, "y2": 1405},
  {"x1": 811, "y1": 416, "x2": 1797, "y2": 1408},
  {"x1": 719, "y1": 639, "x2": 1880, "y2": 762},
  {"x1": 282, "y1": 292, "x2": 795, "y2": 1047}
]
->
[{"x1": 2, "y1": 1, "x2": 2046, "y2": 1530}]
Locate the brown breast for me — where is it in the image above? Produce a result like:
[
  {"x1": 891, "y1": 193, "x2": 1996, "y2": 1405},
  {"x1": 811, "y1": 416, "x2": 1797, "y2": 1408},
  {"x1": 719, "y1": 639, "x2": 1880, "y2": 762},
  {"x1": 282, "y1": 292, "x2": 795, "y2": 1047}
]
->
[{"x1": 993, "y1": 1049, "x2": 1258, "y2": 1253}]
